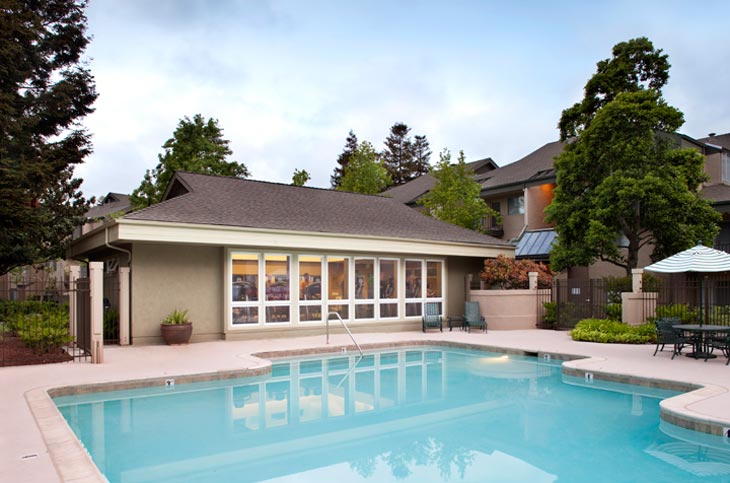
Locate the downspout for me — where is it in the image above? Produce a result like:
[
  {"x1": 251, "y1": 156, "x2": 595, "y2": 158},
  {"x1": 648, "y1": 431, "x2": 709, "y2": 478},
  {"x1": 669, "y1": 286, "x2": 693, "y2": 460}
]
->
[{"x1": 105, "y1": 226, "x2": 132, "y2": 266}]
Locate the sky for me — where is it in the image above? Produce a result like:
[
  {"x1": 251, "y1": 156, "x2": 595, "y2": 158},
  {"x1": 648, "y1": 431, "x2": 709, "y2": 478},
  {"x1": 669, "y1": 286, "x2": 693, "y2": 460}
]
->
[{"x1": 76, "y1": 0, "x2": 730, "y2": 198}]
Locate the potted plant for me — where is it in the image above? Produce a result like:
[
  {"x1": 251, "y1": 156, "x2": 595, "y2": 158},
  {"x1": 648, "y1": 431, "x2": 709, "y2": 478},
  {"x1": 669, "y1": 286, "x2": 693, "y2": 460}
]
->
[{"x1": 160, "y1": 308, "x2": 192, "y2": 345}]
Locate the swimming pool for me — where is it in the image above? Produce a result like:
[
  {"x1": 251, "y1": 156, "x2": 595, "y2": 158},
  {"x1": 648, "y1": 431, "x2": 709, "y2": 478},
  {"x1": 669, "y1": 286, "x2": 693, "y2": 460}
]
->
[{"x1": 54, "y1": 347, "x2": 730, "y2": 482}]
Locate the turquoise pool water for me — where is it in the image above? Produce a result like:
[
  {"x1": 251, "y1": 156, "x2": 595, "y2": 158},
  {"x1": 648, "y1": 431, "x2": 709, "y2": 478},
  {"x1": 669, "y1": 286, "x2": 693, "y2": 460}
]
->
[{"x1": 55, "y1": 348, "x2": 730, "y2": 482}]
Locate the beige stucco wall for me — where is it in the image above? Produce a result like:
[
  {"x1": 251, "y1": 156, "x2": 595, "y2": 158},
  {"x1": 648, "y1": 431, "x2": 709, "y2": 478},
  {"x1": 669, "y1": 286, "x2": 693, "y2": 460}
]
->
[
  {"x1": 468, "y1": 290, "x2": 539, "y2": 330},
  {"x1": 704, "y1": 152, "x2": 723, "y2": 184},
  {"x1": 525, "y1": 184, "x2": 554, "y2": 229},
  {"x1": 131, "y1": 243, "x2": 224, "y2": 345},
  {"x1": 127, "y1": 244, "x2": 495, "y2": 344}
]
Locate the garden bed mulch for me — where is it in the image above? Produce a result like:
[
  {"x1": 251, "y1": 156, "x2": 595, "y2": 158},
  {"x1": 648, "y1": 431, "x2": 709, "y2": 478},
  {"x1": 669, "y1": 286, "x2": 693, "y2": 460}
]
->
[{"x1": 0, "y1": 337, "x2": 73, "y2": 367}]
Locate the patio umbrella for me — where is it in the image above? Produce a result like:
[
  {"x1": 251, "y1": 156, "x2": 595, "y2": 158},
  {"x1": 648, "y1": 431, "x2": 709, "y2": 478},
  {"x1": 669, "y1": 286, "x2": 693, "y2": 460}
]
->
[
  {"x1": 644, "y1": 245, "x2": 730, "y2": 273},
  {"x1": 644, "y1": 245, "x2": 730, "y2": 325}
]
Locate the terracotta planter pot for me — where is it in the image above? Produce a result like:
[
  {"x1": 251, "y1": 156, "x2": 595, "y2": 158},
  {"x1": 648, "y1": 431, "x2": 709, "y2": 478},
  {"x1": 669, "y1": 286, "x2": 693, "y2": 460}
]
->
[{"x1": 160, "y1": 322, "x2": 193, "y2": 345}]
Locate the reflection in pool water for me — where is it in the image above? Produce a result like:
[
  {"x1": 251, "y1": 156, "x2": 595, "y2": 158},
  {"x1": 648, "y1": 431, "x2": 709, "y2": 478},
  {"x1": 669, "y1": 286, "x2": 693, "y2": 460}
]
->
[{"x1": 54, "y1": 348, "x2": 730, "y2": 482}]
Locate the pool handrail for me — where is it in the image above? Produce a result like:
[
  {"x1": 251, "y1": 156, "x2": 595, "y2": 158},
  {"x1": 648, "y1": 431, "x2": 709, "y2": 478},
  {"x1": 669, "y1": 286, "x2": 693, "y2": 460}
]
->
[{"x1": 326, "y1": 311, "x2": 364, "y2": 357}]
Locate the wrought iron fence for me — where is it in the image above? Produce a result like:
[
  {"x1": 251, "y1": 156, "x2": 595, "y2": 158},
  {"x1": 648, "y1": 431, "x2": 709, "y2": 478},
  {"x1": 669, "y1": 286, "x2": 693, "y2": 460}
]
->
[
  {"x1": 0, "y1": 278, "x2": 90, "y2": 366},
  {"x1": 104, "y1": 272, "x2": 120, "y2": 344},
  {"x1": 643, "y1": 273, "x2": 730, "y2": 327}
]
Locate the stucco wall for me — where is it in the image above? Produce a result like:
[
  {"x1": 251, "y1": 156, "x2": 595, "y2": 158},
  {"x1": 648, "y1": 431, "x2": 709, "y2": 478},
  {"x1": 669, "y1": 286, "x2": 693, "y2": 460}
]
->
[
  {"x1": 468, "y1": 290, "x2": 539, "y2": 330},
  {"x1": 131, "y1": 244, "x2": 224, "y2": 345},
  {"x1": 525, "y1": 184, "x2": 554, "y2": 229}
]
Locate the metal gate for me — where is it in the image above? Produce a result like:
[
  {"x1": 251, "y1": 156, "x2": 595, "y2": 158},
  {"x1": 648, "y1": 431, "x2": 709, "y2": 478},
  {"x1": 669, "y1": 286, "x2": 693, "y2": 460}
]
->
[
  {"x1": 549, "y1": 279, "x2": 613, "y2": 330},
  {"x1": 0, "y1": 277, "x2": 91, "y2": 366}
]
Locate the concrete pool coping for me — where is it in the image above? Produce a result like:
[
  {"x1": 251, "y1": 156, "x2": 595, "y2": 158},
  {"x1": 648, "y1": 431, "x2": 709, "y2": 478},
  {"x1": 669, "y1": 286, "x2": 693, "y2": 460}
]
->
[{"x1": 3, "y1": 329, "x2": 730, "y2": 483}]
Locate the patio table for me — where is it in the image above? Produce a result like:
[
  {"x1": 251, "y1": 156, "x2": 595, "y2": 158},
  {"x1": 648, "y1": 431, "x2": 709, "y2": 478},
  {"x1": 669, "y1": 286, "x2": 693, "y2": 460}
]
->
[
  {"x1": 447, "y1": 315, "x2": 467, "y2": 332},
  {"x1": 672, "y1": 324, "x2": 730, "y2": 359}
]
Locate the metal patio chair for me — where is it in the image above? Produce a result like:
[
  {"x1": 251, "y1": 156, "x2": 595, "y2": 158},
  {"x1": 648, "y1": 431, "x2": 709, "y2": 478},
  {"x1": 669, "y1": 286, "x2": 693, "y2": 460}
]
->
[
  {"x1": 464, "y1": 301, "x2": 487, "y2": 333},
  {"x1": 653, "y1": 317, "x2": 684, "y2": 358},
  {"x1": 422, "y1": 302, "x2": 443, "y2": 333}
]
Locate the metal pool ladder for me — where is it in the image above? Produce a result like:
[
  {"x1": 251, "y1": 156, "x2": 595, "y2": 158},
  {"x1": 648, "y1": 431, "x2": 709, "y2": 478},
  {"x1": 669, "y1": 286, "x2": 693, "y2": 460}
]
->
[{"x1": 326, "y1": 311, "x2": 364, "y2": 357}]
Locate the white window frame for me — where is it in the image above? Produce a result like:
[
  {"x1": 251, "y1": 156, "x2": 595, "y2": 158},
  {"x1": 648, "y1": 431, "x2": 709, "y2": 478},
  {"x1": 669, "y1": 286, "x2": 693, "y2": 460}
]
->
[
  {"x1": 298, "y1": 254, "x2": 324, "y2": 324},
  {"x1": 230, "y1": 252, "x2": 262, "y2": 327},
  {"x1": 354, "y1": 257, "x2": 376, "y2": 321},
  {"x1": 263, "y1": 253, "x2": 292, "y2": 325},
  {"x1": 378, "y1": 258, "x2": 400, "y2": 320},
  {"x1": 326, "y1": 255, "x2": 351, "y2": 321}
]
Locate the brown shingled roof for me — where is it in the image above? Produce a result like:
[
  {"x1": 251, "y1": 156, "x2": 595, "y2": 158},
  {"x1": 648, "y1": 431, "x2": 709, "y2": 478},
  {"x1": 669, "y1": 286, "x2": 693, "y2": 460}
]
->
[
  {"x1": 479, "y1": 141, "x2": 565, "y2": 191},
  {"x1": 701, "y1": 183, "x2": 730, "y2": 204},
  {"x1": 698, "y1": 133, "x2": 730, "y2": 149},
  {"x1": 124, "y1": 172, "x2": 508, "y2": 247}
]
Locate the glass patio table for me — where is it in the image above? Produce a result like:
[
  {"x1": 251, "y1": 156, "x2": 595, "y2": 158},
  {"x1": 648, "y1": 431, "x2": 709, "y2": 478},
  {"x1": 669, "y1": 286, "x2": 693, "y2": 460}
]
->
[{"x1": 672, "y1": 324, "x2": 730, "y2": 359}]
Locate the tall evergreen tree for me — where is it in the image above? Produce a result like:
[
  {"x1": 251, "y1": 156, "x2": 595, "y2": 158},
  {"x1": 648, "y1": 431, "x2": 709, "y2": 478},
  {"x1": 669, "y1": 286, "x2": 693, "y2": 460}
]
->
[
  {"x1": 381, "y1": 123, "x2": 431, "y2": 185},
  {"x1": 381, "y1": 123, "x2": 413, "y2": 185},
  {"x1": 411, "y1": 134, "x2": 432, "y2": 176},
  {"x1": 131, "y1": 114, "x2": 249, "y2": 209},
  {"x1": 0, "y1": 0, "x2": 97, "y2": 275},
  {"x1": 330, "y1": 130, "x2": 358, "y2": 188}
]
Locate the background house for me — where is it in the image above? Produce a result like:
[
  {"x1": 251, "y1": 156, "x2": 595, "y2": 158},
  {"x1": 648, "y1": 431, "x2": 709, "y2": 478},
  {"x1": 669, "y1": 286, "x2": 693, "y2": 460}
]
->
[{"x1": 388, "y1": 131, "x2": 730, "y2": 280}]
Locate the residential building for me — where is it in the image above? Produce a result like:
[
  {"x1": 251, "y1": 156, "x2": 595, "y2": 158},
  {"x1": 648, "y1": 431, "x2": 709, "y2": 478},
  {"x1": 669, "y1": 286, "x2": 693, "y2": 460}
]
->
[{"x1": 69, "y1": 172, "x2": 513, "y2": 344}]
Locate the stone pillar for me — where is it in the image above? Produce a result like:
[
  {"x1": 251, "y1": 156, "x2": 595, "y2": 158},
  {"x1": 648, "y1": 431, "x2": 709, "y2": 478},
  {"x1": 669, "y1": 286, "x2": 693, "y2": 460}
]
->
[
  {"x1": 465, "y1": 274, "x2": 473, "y2": 299},
  {"x1": 90, "y1": 261, "x2": 104, "y2": 364},
  {"x1": 632, "y1": 268, "x2": 643, "y2": 293},
  {"x1": 119, "y1": 267, "x2": 130, "y2": 345},
  {"x1": 68, "y1": 265, "x2": 80, "y2": 340},
  {"x1": 528, "y1": 271, "x2": 538, "y2": 291}
]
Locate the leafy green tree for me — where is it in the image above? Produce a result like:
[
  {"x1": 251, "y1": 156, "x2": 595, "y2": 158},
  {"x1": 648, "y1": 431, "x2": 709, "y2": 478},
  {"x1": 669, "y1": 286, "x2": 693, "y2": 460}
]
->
[
  {"x1": 419, "y1": 149, "x2": 498, "y2": 232},
  {"x1": 381, "y1": 123, "x2": 431, "y2": 185},
  {"x1": 291, "y1": 168, "x2": 310, "y2": 187},
  {"x1": 546, "y1": 38, "x2": 719, "y2": 276},
  {"x1": 131, "y1": 114, "x2": 249, "y2": 209},
  {"x1": 0, "y1": 0, "x2": 97, "y2": 275},
  {"x1": 337, "y1": 141, "x2": 391, "y2": 195},
  {"x1": 558, "y1": 37, "x2": 670, "y2": 140},
  {"x1": 330, "y1": 130, "x2": 358, "y2": 188}
]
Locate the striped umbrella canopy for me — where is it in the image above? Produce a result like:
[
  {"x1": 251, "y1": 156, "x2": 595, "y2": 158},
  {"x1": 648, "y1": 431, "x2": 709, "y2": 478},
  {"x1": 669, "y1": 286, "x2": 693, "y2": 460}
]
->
[{"x1": 644, "y1": 245, "x2": 730, "y2": 273}]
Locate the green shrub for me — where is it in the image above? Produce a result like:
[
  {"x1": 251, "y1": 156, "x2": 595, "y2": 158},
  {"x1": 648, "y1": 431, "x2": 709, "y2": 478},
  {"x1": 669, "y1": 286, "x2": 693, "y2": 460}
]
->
[
  {"x1": 654, "y1": 304, "x2": 699, "y2": 324},
  {"x1": 542, "y1": 302, "x2": 557, "y2": 328},
  {"x1": 16, "y1": 311, "x2": 73, "y2": 353},
  {"x1": 605, "y1": 303, "x2": 622, "y2": 321},
  {"x1": 571, "y1": 318, "x2": 655, "y2": 344},
  {"x1": 104, "y1": 308, "x2": 119, "y2": 341},
  {"x1": 0, "y1": 300, "x2": 68, "y2": 335}
]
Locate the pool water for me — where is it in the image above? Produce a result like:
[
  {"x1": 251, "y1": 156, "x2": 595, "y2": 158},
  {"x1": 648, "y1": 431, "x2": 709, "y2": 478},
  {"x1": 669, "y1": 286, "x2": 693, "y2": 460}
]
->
[{"x1": 54, "y1": 348, "x2": 730, "y2": 482}]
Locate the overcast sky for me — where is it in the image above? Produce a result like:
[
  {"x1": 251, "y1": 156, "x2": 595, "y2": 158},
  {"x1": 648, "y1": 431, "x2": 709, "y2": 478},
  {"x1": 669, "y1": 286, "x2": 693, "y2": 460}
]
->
[{"x1": 76, "y1": 0, "x2": 730, "y2": 198}]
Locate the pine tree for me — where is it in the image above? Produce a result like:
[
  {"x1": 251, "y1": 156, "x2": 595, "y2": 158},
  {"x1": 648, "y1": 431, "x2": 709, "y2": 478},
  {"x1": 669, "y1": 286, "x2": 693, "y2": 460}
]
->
[
  {"x1": 381, "y1": 123, "x2": 413, "y2": 185},
  {"x1": 0, "y1": 0, "x2": 97, "y2": 275},
  {"x1": 410, "y1": 134, "x2": 432, "y2": 177},
  {"x1": 330, "y1": 130, "x2": 358, "y2": 188}
]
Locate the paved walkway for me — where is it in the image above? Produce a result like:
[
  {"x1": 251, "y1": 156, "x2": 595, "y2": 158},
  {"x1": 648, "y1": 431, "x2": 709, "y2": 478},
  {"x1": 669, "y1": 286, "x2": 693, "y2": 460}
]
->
[{"x1": 2, "y1": 329, "x2": 729, "y2": 482}]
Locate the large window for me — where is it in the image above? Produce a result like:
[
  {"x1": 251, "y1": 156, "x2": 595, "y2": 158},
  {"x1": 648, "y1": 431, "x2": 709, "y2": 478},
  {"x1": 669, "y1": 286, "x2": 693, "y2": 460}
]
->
[
  {"x1": 355, "y1": 258, "x2": 375, "y2": 320},
  {"x1": 231, "y1": 253, "x2": 292, "y2": 325},
  {"x1": 405, "y1": 260, "x2": 423, "y2": 316},
  {"x1": 230, "y1": 252, "x2": 444, "y2": 326},
  {"x1": 265, "y1": 255, "x2": 290, "y2": 323},
  {"x1": 379, "y1": 259, "x2": 398, "y2": 319},
  {"x1": 328, "y1": 257, "x2": 349, "y2": 319},
  {"x1": 299, "y1": 255, "x2": 323, "y2": 322},
  {"x1": 405, "y1": 260, "x2": 444, "y2": 318},
  {"x1": 232, "y1": 253, "x2": 259, "y2": 325}
]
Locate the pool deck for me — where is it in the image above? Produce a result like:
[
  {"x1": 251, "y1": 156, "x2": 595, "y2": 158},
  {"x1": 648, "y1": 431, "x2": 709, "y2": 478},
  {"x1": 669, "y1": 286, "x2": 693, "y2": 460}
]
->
[{"x1": 2, "y1": 329, "x2": 730, "y2": 483}]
